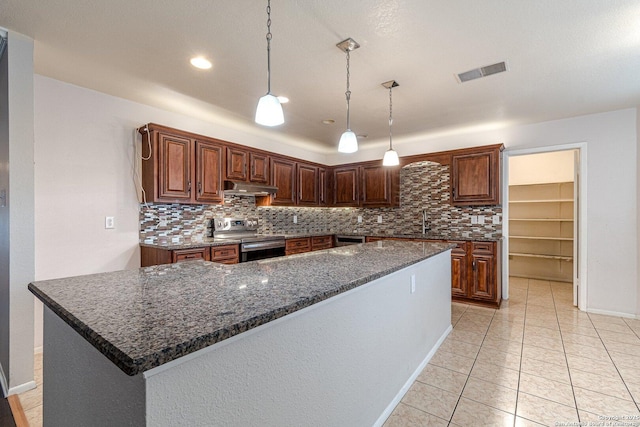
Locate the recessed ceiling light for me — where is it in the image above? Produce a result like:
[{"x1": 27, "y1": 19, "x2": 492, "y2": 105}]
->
[
  {"x1": 190, "y1": 57, "x2": 212, "y2": 70},
  {"x1": 277, "y1": 96, "x2": 289, "y2": 104},
  {"x1": 322, "y1": 119, "x2": 335, "y2": 125}
]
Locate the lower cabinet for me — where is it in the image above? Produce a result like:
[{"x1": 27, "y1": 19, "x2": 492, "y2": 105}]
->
[
  {"x1": 140, "y1": 244, "x2": 239, "y2": 267},
  {"x1": 362, "y1": 237, "x2": 501, "y2": 307},
  {"x1": 285, "y1": 237, "x2": 311, "y2": 255},
  {"x1": 311, "y1": 235, "x2": 333, "y2": 251}
]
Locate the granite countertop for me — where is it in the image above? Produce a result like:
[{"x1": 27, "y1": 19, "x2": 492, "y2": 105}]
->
[
  {"x1": 336, "y1": 232, "x2": 502, "y2": 242},
  {"x1": 29, "y1": 240, "x2": 454, "y2": 376}
]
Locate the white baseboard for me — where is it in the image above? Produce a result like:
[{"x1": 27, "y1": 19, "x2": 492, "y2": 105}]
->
[
  {"x1": 9, "y1": 380, "x2": 36, "y2": 396},
  {"x1": 0, "y1": 362, "x2": 7, "y2": 398},
  {"x1": 373, "y1": 324, "x2": 453, "y2": 427},
  {"x1": 586, "y1": 308, "x2": 638, "y2": 319}
]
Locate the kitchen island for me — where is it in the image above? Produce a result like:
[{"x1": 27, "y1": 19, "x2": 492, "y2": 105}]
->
[{"x1": 30, "y1": 240, "x2": 453, "y2": 427}]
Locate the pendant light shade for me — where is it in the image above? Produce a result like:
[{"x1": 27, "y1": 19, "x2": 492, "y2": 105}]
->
[
  {"x1": 256, "y1": 93, "x2": 284, "y2": 126},
  {"x1": 338, "y1": 130, "x2": 358, "y2": 153},
  {"x1": 255, "y1": 0, "x2": 284, "y2": 127},
  {"x1": 336, "y1": 38, "x2": 360, "y2": 153},
  {"x1": 381, "y1": 80, "x2": 400, "y2": 166},
  {"x1": 383, "y1": 148, "x2": 400, "y2": 166}
]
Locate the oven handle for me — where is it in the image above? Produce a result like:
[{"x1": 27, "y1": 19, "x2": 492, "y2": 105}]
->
[{"x1": 241, "y1": 241, "x2": 286, "y2": 252}]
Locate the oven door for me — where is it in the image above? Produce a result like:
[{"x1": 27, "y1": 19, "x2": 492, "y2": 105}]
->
[{"x1": 240, "y1": 240, "x2": 286, "y2": 262}]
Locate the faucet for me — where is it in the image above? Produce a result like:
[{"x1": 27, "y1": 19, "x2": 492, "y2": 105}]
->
[{"x1": 422, "y1": 209, "x2": 430, "y2": 234}]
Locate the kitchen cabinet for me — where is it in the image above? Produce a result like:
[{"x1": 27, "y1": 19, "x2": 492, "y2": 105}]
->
[
  {"x1": 311, "y1": 235, "x2": 333, "y2": 251},
  {"x1": 140, "y1": 244, "x2": 239, "y2": 267},
  {"x1": 140, "y1": 124, "x2": 224, "y2": 204},
  {"x1": 210, "y1": 244, "x2": 240, "y2": 264},
  {"x1": 318, "y1": 167, "x2": 328, "y2": 206},
  {"x1": 333, "y1": 163, "x2": 398, "y2": 208},
  {"x1": 451, "y1": 144, "x2": 503, "y2": 206},
  {"x1": 297, "y1": 163, "x2": 319, "y2": 206},
  {"x1": 226, "y1": 147, "x2": 270, "y2": 184},
  {"x1": 333, "y1": 166, "x2": 360, "y2": 207},
  {"x1": 285, "y1": 237, "x2": 311, "y2": 255},
  {"x1": 270, "y1": 157, "x2": 297, "y2": 206},
  {"x1": 361, "y1": 236, "x2": 501, "y2": 307}
]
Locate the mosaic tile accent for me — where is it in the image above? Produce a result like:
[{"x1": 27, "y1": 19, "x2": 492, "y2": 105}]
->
[{"x1": 140, "y1": 161, "x2": 502, "y2": 243}]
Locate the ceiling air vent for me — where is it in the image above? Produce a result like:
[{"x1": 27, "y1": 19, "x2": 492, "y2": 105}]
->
[{"x1": 456, "y1": 61, "x2": 508, "y2": 83}]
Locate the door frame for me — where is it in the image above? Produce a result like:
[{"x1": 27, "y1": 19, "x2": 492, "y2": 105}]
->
[{"x1": 502, "y1": 143, "x2": 587, "y2": 310}]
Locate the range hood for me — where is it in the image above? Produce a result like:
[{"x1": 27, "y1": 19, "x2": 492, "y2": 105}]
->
[{"x1": 223, "y1": 181, "x2": 278, "y2": 196}]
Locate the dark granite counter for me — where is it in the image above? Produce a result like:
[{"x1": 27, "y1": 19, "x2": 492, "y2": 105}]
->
[{"x1": 30, "y1": 240, "x2": 454, "y2": 376}]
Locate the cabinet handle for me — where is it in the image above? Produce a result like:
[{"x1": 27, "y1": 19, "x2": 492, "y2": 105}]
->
[
  {"x1": 472, "y1": 260, "x2": 476, "y2": 271},
  {"x1": 198, "y1": 182, "x2": 202, "y2": 194},
  {"x1": 188, "y1": 180, "x2": 192, "y2": 193}
]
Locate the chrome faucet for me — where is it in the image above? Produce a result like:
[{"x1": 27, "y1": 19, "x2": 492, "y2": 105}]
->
[{"x1": 422, "y1": 209, "x2": 430, "y2": 234}]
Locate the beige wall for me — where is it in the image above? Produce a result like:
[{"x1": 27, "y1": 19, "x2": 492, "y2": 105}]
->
[{"x1": 508, "y1": 150, "x2": 575, "y2": 185}]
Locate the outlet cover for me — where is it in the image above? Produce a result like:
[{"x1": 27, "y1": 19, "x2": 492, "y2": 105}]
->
[
  {"x1": 493, "y1": 215, "x2": 500, "y2": 224},
  {"x1": 377, "y1": 215, "x2": 382, "y2": 223},
  {"x1": 470, "y1": 215, "x2": 478, "y2": 224},
  {"x1": 357, "y1": 215, "x2": 363, "y2": 223},
  {"x1": 478, "y1": 215, "x2": 485, "y2": 225},
  {"x1": 105, "y1": 216, "x2": 115, "y2": 229},
  {"x1": 293, "y1": 215, "x2": 298, "y2": 224}
]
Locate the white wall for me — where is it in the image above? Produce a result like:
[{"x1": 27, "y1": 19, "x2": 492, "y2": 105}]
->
[
  {"x1": 509, "y1": 150, "x2": 575, "y2": 185},
  {"x1": 345, "y1": 109, "x2": 638, "y2": 317}
]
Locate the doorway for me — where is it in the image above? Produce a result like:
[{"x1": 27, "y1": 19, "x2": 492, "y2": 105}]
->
[{"x1": 502, "y1": 144, "x2": 587, "y2": 310}]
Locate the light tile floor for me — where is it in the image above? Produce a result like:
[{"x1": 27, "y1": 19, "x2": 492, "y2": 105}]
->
[
  {"x1": 385, "y1": 278, "x2": 640, "y2": 427},
  {"x1": 18, "y1": 278, "x2": 640, "y2": 427}
]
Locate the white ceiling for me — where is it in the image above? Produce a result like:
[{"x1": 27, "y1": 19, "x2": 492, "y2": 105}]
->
[{"x1": 2, "y1": 0, "x2": 640, "y2": 152}]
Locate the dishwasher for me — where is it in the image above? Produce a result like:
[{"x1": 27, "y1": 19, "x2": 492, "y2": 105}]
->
[{"x1": 335, "y1": 235, "x2": 366, "y2": 246}]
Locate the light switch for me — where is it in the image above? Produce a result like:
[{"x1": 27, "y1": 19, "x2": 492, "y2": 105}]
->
[
  {"x1": 493, "y1": 215, "x2": 500, "y2": 224},
  {"x1": 478, "y1": 215, "x2": 485, "y2": 225},
  {"x1": 470, "y1": 215, "x2": 478, "y2": 224}
]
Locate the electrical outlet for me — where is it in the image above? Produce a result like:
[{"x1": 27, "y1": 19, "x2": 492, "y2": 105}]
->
[
  {"x1": 478, "y1": 215, "x2": 485, "y2": 225},
  {"x1": 470, "y1": 215, "x2": 478, "y2": 224},
  {"x1": 410, "y1": 275, "x2": 416, "y2": 294},
  {"x1": 293, "y1": 215, "x2": 298, "y2": 224},
  {"x1": 377, "y1": 215, "x2": 383, "y2": 223},
  {"x1": 357, "y1": 215, "x2": 363, "y2": 223},
  {"x1": 105, "y1": 216, "x2": 115, "y2": 229},
  {"x1": 493, "y1": 215, "x2": 500, "y2": 224}
]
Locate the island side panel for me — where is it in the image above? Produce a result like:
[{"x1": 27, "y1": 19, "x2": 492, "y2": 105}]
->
[
  {"x1": 144, "y1": 251, "x2": 452, "y2": 427},
  {"x1": 43, "y1": 307, "x2": 146, "y2": 427}
]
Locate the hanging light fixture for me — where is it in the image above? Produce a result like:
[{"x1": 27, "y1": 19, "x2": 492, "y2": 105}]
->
[
  {"x1": 336, "y1": 38, "x2": 360, "y2": 153},
  {"x1": 255, "y1": 0, "x2": 284, "y2": 126},
  {"x1": 382, "y1": 80, "x2": 400, "y2": 166}
]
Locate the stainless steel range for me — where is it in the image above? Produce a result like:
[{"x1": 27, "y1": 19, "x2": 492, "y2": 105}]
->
[{"x1": 210, "y1": 218, "x2": 285, "y2": 262}]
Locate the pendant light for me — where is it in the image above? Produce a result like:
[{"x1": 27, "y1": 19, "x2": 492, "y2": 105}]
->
[
  {"x1": 336, "y1": 38, "x2": 360, "y2": 153},
  {"x1": 382, "y1": 80, "x2": 400, "y2": 166},
  {"x1": 255, "y1": 0, "x2": 284, "y2": 126}
]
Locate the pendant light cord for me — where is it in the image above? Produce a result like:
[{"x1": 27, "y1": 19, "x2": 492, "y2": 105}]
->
[
  {"x1": 388, "y1": 86, "x2": 394, "y2": 149},
  {"x1": 345, "y1": 49, "x2": 351, "y2": 130},
  {"x1": 266, "y1": 0, "x2": 272, "y2": 94}
]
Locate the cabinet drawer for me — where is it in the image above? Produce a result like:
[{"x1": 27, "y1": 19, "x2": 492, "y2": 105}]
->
[
  {"x1": 172, "y1": 248, "x2": 209, "y2": 263},
  {"x1": 450, "y1": 240, "x2": 468, "y2": 255},
  {"x1": 285, "y1": 238, "x2": 311, "y2": 251},
  {"x1": 211, "y1": 244, "x2": 239, "y2": 261},
  {"x1": 471, "y1": 242, "x2": 494, "y2": 254},
  {"x1": 311, "y1": 235, "x2": 333, "y2": 250},
  {"x1": 214, "y1": 257, "x2": 239, "y2": 265}
]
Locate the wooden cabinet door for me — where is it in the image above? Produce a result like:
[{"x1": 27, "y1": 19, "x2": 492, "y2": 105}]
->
[
  {"x1": 195, "y1": 141, "x2": 224, "y2": 203},
  {"x1": 451, "y1": 149, "x2": 500, "y2": 206},
  {"x1": 360, "y1": 165, "x2": 392, "y2": 207},
  {"x1": 249, "y1": 152, "x2": 269, "y2": 183},
  {"x1": 226, "y1": 147, "x2": 248, "y2": 181},
  {"x1": 297, "y1": 163, "x2": 319, "y2": 206},
  {"x1": 318, "y1": 167, "x2": 328, "y2": 206},
  {"x1": 450, "y1": 242, "x2": 468, "y2": 298},
  {"x1": 270, "y1": 157, "x2": 296, "y2": 205},
  {"x1": 333, "y1": 166, "x2": 360, "y2": 207},
  {"x1": 157, "y1": 133, "x2": 192, "y2": 201},
  {"x1": 469, "y1": 242, "x2": 496, "y2": 301}
]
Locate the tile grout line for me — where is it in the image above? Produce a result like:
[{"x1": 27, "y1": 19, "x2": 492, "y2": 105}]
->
[
  {"x1": 585, "y1": 313, "x2": 640, "y2": 413},
  {"x1": 510, "y1": 277, "x2": 529, "y2": 427}
]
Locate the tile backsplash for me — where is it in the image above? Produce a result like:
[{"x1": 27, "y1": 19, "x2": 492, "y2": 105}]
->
[{"x1": 140, "y1": 161, "x2": 502, "y2": 244}]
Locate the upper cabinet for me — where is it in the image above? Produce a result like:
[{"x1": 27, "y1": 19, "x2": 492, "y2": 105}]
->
[
  {"x1": 226, "y1": 147, "x2": 270, "y2": 184},
  {"x1": 297, "y1": 163, "x2": 319, "y2": 206},
  {"x1": 141, "y1": 125, "x2": 224, "y2": 204},
  {"x1": 333, "y1": 163, "x2": 399, "y2": 208},
  {"x1": 270, "y1": 157, "x2": 297, "y2": 206},
  {"x1": 451, "y1": 144, "x2": 503, "y2": 206}
]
